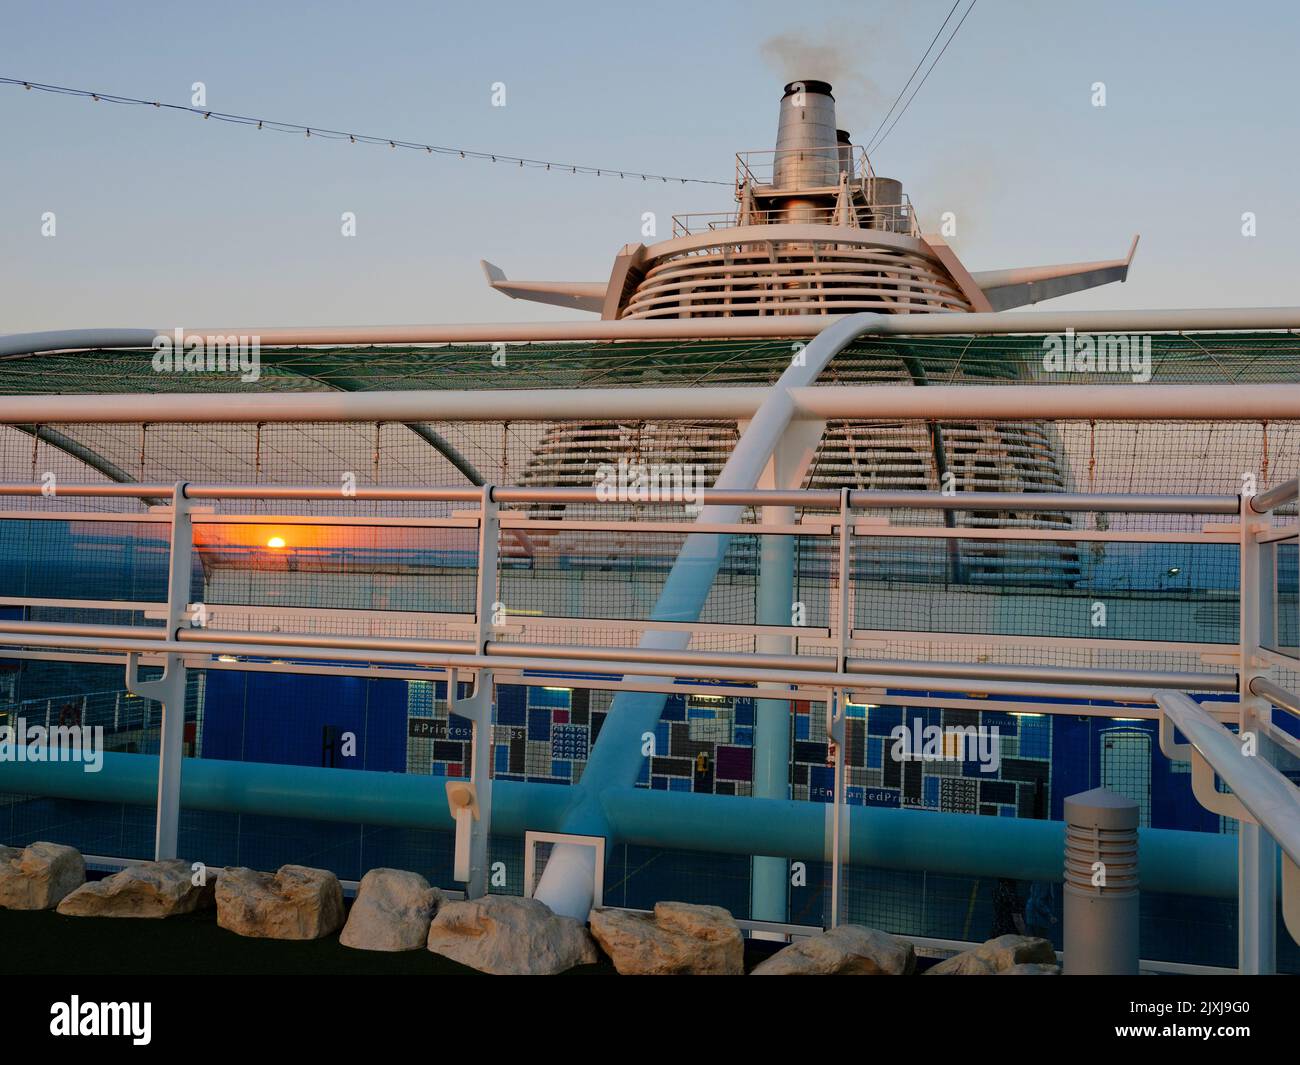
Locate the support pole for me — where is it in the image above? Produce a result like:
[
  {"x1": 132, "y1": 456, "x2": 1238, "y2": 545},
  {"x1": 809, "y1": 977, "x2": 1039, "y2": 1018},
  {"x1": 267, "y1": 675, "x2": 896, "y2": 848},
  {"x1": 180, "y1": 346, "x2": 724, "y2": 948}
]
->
[
  {"x1": 1063, "y1": 787, "x2": 1140, "y2": 975},
  {"x1": 750, "y1": 419, "x2": 822, "y2": 927},
  {"x1": 460, "y1": 483, "x2": 501, "y2": 899},
  {"x1": 125, "y1": 482, "x2": 194, "y2": 861},
  {"x1": 1239, "y1": 823, "x2": 1278, "y2": 972},
  {"x1": 751, "y1": 517, "x2": 793, "y2": 925},
  {"x1": 1237, "y1": 490, "x2": 1278, "y2": 972},
  {"x1": 828, "y1": 490, "x2": 852, "y2": 928},
  {"x1": 827, "y1": 688, "x2": 847, "y2": 928}
]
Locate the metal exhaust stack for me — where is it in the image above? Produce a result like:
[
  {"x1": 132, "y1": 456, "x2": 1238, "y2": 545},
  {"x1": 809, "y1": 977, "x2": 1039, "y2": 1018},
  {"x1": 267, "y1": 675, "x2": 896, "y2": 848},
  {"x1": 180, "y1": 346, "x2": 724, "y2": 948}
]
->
[
  {"x1": 836, "y1": 128, "x2": 853, "y2": 180},
  {"x1": 773, "y1": 79, "x2": 839, "y2": 224}
]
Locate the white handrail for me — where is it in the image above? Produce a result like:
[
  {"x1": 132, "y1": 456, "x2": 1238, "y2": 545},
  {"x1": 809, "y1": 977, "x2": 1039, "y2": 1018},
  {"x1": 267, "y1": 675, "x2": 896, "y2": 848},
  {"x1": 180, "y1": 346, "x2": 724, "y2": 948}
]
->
[{"x1": 1153, "y1": 691, "x2": 1300, "y2": 865}]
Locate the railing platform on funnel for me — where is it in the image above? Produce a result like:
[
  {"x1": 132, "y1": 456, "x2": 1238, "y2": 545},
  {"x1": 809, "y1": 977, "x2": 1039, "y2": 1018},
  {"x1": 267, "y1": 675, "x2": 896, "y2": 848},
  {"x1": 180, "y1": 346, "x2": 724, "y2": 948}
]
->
[
  {"x1": 671, "y1": 201, "x2": 919, "y2": 237},
  {"x1": 735, "y1": 145, "x2": 873, "y2": 191},
  {"x1": 0, "y1": 478, "x2": 1296, "y2": 966}
]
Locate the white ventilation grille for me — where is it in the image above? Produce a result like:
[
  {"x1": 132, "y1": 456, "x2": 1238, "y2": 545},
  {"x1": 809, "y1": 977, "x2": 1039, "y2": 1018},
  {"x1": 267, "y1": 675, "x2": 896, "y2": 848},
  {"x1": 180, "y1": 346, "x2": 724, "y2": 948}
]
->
[
  {"x1": 619, "y1": 236, "x2": 976, "y2": 319},
  {"x1": 515, "y1": 411, "x2": 1081, "y2": 585}
]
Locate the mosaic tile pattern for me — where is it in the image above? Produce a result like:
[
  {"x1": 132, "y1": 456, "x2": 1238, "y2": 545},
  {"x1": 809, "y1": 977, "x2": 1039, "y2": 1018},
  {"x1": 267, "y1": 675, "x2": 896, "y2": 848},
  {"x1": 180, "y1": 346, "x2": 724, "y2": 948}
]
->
[{"x1": 404, "y1": 681, "x2": 1053, "y2": 816}]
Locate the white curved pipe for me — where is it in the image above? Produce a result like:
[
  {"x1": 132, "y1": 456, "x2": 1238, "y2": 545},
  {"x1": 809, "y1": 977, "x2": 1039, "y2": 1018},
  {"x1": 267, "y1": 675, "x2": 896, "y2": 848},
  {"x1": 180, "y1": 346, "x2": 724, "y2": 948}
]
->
[{"x1": 533, "y1": 313, "x2": 882, "y2": 918}]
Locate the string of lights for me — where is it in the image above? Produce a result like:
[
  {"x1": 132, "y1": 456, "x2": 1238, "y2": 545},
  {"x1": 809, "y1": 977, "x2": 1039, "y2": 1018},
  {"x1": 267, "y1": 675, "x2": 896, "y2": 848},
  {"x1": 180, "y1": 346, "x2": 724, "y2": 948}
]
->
[{"x1": 0, "y1": 76, "x2": 731, "y2": 186}]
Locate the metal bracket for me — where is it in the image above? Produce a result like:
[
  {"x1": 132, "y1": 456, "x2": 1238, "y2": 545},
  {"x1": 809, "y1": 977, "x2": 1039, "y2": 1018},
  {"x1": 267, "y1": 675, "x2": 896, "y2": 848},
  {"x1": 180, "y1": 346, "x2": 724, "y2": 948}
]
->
[
  {"x1": 1189, "y1": 751, "x2": 1254, "y2": 823},
  {"x1": 825, "y1": 688, "x2": 847, "y2": 748},
  {"x1": 449, "y1": 667, "x2": 494, "y2": 897},
  {"x1": 1157, "y1": 712, "x2": 1193, "y2": 762},
  {"x1": 1158, "y1": 707, "x2": 1255, "y2": 823},
  {"x1": 125, "y1": 649, "x2": 179, "y2": 701},
  {"x1": 446, "y1": 781, "x2": 481, "y2": 883}
]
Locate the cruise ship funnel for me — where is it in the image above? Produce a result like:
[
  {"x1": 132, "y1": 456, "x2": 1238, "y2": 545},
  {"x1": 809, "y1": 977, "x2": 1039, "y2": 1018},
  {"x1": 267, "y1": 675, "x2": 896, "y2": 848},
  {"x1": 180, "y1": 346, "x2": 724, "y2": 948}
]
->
[{"x1": 773, "y1": 78, "x2": 841, "y2": 190}]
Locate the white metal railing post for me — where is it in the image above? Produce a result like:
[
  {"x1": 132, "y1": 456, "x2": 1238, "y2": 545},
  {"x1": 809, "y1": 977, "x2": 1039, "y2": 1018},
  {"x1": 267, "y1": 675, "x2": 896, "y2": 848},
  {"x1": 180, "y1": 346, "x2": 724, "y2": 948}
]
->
[
  {"x1": 830, "y1": 489, "x2": 854, "y2": 929},
  {"x1": 837, "y1": 488, "x2": 851, "y2": 669},
  {"x1": 450, "y1": 483, "x2": 499, "y2": 898},
  {"x1": 126, "y1": 482, "x2": 193, "y2": 862},
  {"x1": 474, "y1": 484, "x2": 499, "y2": 657},
  {"x1": 827, "y1": 686, "x2": 847, "y2": 929},
  {"x1": 1238, "y1": 489, "x2": 1278, "y2": 972}
]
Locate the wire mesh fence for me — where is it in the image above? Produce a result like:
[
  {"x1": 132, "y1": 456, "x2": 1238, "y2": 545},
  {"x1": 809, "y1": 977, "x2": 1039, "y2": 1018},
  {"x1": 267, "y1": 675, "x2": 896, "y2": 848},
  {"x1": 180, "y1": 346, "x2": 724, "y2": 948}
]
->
[
  {"x1": 194, "y1": 520, "x2": 478, "y2": 614},
  {"x1": 2, "y1": 332, "x2": 1299, "y2": 393},
  {"x1": 0, "y1": 417, "x2": 1292, "y2": 525},
  {"x1": 849, "y1": 537, "x2": 1239, "y2": 642},
  {"x1": 0, "y1": 333, "x2": 1297, "y2": 966}
]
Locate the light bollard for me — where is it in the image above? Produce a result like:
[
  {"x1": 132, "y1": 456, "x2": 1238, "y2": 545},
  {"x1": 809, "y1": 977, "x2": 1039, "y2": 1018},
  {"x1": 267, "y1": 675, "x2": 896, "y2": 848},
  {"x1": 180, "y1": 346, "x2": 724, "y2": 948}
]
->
[{"x1": 1063, "y1": 787, "x2": 1140, "y2": 975}]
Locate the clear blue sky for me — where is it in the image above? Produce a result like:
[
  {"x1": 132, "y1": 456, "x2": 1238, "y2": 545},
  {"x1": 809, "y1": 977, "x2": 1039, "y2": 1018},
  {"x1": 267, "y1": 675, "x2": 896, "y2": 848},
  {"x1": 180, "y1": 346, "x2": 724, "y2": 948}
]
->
[{"x1": 1, "y1": 0, "x2": 1297, "y2": 331}]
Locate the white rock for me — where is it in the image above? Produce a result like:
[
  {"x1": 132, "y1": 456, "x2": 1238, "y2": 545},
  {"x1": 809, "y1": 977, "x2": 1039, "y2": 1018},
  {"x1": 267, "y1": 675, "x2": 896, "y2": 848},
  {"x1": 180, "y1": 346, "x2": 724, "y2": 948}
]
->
[
  {"x1": 0, "y1": 842, "x2": 85, "y2": 910},
  {"x1": 588, "y1": 901, "x2": 744, "y2": 975},
  {"x1": 926, "y1": 934, "x2": 1057, "y2": 975},
  {"x1": 57, "y1": 858, "x2": 213, "y2": 918},
  {"x1": 751, "y1": 924, "x2": 915, "y2": 975},
  {"x1": 215, "y1": 864, "x2": 344, "y2": 940},
  {"x1": 427, "y1": 895, "x2": 598, "y2": 975},
  {"x1": 340, "y1": 868, "x2": 442, "y2": 952}
]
